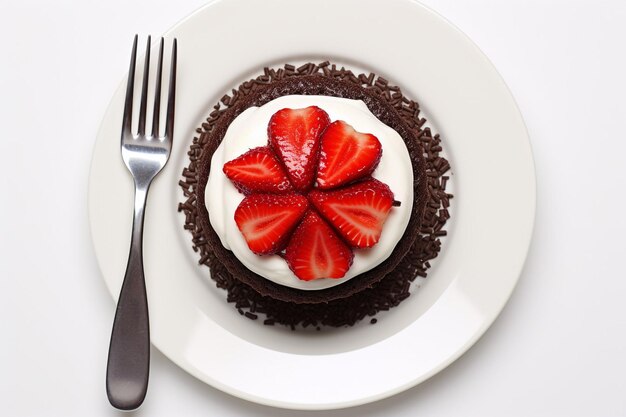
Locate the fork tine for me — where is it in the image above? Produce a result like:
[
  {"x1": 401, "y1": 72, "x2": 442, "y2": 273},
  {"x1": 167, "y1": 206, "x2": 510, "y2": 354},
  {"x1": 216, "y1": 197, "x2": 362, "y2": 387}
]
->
[
  {"x1": 137, "y1": 36, "x2": 151, "y2": 137},
  {"x1": 150, "y1": 38, "x2": 164, "y2": 138},
  {"x1": 164, "y1": 38, "x2": 177, "y2": 140},
  {"x1": 122, "y1": 35, "x2": 138, "y2": 137}
]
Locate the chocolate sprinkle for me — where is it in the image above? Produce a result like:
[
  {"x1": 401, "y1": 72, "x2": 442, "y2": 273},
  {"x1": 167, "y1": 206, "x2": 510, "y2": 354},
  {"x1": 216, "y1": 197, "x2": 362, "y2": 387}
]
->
[{"x1": 178, "y1": 63, "x2": 452, "y2": 328}]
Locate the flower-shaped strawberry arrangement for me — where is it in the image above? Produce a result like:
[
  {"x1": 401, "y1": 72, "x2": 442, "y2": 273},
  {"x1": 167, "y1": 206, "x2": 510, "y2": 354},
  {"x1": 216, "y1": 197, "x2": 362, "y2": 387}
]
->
[{"x1": 222, "y1": 106, "x2": 397, "y2": 281}]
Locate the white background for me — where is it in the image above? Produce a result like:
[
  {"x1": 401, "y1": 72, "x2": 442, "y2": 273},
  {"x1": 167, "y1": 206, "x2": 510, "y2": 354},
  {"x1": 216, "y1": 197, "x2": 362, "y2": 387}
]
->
[{"x1": 1, "y1": 0, "x2": 625, "y2": 416}]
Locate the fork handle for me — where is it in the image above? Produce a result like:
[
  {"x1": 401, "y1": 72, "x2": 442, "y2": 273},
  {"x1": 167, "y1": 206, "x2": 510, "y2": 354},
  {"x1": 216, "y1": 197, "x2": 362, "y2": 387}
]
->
[{"x1": 106, "y1": 181, "x2": 151, "y2": 410}]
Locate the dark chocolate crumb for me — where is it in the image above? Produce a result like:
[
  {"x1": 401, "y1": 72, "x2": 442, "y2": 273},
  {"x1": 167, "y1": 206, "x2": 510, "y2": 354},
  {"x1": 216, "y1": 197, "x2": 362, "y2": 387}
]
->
[{"x1": 244, "y1": 312, "x2": 258, "y2": 320}]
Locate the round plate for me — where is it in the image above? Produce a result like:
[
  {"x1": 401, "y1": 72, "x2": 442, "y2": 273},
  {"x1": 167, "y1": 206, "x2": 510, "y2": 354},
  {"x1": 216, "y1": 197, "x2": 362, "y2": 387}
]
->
[{"x1": 89, "y1": 0, "x2": 535, "y2": 410}]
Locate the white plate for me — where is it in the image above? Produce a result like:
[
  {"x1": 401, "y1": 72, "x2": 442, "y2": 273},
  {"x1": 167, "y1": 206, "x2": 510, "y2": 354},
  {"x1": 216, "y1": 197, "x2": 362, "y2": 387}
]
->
[{"x1": 89, "y1": 0, "x2": 535, "y2": 410}]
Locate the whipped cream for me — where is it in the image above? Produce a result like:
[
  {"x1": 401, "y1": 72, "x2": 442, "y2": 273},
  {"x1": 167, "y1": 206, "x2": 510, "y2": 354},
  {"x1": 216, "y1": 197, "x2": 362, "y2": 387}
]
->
[{"x1": 206, "y1": 95, "x2": 413, "y2": 290}]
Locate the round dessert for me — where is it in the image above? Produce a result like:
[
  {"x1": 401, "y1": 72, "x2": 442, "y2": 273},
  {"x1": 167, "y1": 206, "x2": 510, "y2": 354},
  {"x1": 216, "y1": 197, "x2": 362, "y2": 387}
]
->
[{"x1": 179, "y1": 62, "x2": 452, "y2": 326}]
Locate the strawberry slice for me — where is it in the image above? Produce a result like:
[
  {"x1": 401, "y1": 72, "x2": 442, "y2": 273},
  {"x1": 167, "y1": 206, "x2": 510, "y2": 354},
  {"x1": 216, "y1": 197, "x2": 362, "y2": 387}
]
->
[
  {"x1": 309, "y1": 178, "x2": 395, "y2": 249},
  {"x1": 268, "y1": 106, "x2": 330, "y2": 191},
  {"x1": 285, "y1": 211, "x2": 354, "y2": 281},
  {"x1": 234, "y1": 194, "x2": 308, "y2": 255},
  {"x1": 316, "y1": 120, "x2": 382, "y2": 189},
  {"x1": 223, "y1": 146, "x2": 292, "y2": 194}
]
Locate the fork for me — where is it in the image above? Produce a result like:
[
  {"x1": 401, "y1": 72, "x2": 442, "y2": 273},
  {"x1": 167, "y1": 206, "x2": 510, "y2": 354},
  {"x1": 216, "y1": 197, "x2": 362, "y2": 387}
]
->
[{"x1": 106, "y1": 35, "x2": 177, "y2": 411}]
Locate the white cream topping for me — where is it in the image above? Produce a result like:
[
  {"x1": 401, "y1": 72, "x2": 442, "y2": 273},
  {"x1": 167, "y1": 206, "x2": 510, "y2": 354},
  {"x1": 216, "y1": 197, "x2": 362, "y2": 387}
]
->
[{"x1": 206, "y1": 95, "x2": 413, "y2": 290}]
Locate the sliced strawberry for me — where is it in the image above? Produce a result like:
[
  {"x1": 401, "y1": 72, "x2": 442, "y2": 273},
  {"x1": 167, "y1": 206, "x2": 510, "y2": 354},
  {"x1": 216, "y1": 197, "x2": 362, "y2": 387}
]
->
[
  {"x1": 316, "y1": 120, "x2": 382, "y2": 189},
  {"x1": 285, "y1": 211, "x2": 354, "y2": 281},
  {"x1": 268, "y1": 106, "x2": 330, "y2": 191},
  {"x1": 234, "y1": 194, "x2": 308, "y2": 255},
  {"x1": 223, "y1": 146, "x2": 292, "y2": 194},
  {"x1": 309, "y1": 178, "x2": 395, "y2": 249}
]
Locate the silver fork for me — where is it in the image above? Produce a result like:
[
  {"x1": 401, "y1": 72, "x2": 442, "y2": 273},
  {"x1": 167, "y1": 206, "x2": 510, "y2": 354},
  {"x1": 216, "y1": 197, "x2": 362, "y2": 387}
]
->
[{"x1": 106, "y1": 35, "x2": 177, "y2": 411}]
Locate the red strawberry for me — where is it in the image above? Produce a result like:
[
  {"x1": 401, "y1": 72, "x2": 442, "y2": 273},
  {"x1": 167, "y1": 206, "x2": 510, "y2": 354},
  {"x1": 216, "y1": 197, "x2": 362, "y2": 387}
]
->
[
  {"x1": 268, "y1": 106, "x2": 330, "y2": 191},
  {"x1": 309, "y1": 178, "x2": 395, "y2": 249},
  {"x1": 316, "y1": 121, "x2": 382, "y2": 189},
  {"x1": 285, "y1": 211, "x2": 354, "y2": 281},
  {"x1": 234, "y1": 194, "x2": 308, "y2": 255},
  {"x1": 223, "y1": 146, "x2": 292, "y2": 194}
]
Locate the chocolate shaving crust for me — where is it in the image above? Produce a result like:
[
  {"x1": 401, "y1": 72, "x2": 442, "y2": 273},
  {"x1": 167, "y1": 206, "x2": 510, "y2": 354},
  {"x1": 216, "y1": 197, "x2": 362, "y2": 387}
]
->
[{"x1": 179, "y1": 63, "x2": 452, "y2": 323}]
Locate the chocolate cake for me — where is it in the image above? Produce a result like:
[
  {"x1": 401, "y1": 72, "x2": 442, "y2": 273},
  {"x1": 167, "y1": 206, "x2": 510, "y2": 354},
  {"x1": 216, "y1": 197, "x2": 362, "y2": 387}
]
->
[{"x1": 179, "y1": 62, "x2": 452, "y2": 328}]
